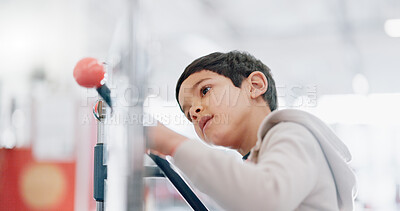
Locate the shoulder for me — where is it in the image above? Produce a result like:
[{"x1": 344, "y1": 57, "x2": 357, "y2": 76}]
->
[
  {"x1": 258, "y1": 122, "x2": 321, "y2": 160},
  {"x1": 264, "y1": 121, "x2": 315, "y2": 142},
  {"x1": 252, "y1": 121, "x2": 323, "y2": 188}
]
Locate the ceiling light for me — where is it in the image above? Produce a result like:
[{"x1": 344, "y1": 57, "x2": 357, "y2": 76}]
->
[{"x1": 384, "y1": 19, "x2": 400, "y2": 37}]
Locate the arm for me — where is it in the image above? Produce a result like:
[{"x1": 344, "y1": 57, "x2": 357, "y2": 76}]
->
[
  {"x1": 172, "y1": 122, "x2": 321, "y2": 211},
  {"x1": 146, "y1": 122, "x2": 188, "y2": 156}
]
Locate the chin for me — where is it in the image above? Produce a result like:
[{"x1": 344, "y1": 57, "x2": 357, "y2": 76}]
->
[
  {"x1": 202, "y1": 123, "x2": 239, "y2": 147},
  {"x1": 205, "y1": 132, "x2": 235, "y2": 148}
]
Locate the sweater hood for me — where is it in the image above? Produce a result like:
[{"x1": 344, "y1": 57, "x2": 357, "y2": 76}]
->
[{"x1": 254, "y1": 109, "x2": 357, "y2": 211}]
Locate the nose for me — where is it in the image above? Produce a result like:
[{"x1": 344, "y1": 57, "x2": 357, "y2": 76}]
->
[{"x1": 189, "y1": 104, "x2": 203, "y2": 121}]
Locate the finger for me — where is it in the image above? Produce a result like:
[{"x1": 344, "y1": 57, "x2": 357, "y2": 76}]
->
[{"x1": 148, "y1": 149, "x2": 167, "y2": 158}]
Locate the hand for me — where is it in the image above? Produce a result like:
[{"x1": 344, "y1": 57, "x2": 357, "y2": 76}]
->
[{"x1": 146, "y1": 122, "x2": 188, "y2": 156}]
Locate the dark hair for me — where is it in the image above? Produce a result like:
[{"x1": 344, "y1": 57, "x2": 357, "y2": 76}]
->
[{"x1": 175, "y1": 51, "x2": 277, "y2": 111}]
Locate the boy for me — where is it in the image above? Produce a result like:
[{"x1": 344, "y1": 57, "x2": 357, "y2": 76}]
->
[{"x1": 148, "y1": 51, "x2": 357, "y2": 211}]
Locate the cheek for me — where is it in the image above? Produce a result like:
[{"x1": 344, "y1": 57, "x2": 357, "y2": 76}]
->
[
  {"x1": 211, "y1": 89, "x2": 247, "y2": 111},
  {"x1": 209, "y1": 105, "x2": 249, "y2": 147}
]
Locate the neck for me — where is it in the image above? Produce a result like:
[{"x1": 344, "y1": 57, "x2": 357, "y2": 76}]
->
[{"x1": 237, "y1": 105, "x2": 271, "y2": 156}]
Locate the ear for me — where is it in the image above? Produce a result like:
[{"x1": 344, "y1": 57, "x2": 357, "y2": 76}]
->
[{"x1": 247, "y1": 71, "x2": 268, "y2": 99}]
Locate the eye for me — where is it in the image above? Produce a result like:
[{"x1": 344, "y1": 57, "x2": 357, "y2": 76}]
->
[{"x1": 201, "y1": 87, "x2": 211, "y2": 96}]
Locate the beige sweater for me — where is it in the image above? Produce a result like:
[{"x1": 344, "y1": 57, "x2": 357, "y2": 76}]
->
[{"x1": 173, "y1": 109, "x2": 356, "y2": 211}]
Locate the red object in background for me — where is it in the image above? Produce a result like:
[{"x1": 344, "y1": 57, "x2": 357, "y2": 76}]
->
[
  {"x1": 0, "y1": 148, "x2": 76, "y2": 211},
  {"x1": 73, "y1": 57, "x2": 105, "y2": 88}
]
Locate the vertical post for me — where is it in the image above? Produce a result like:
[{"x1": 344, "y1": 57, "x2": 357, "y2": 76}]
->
[
  {"x1": 94, "y1": 100, "x2": 107, "y2": 211},
  {"x1": 126, "y1": 0, "x2": 145, "y2": 210},
  {"x1": 96, "y1": 202, "x2": 104, "y2": 211}
]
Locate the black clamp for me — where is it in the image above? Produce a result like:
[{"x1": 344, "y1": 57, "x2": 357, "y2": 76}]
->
[{"x1": 94, "y1": 143, "x2": 107, "y2": 202}]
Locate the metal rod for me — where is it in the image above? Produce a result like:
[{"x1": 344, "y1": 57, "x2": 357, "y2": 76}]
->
[
  {"x1": 95, "y1": 100, "x2": 106, "y2": 211},
  {"x1": 96, "y1": 201, "x2": 104, "y2": 211},
  {"x1": 97, "y1": 100, "x2": 105, "y2": 144}
]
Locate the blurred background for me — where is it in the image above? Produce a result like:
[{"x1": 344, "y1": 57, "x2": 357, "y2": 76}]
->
[{"x1": 0, "y1": 0, "x2": 400, "y2": 210}]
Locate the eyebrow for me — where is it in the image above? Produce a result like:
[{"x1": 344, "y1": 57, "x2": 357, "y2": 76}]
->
[
  {"x1": 181, "y1": 78, "x2": 212, "y2": 114},
  {"x1": 193, "y1": 78, "x2": 212, "y2": 91}
]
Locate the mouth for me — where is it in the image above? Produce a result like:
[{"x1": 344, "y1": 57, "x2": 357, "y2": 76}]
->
[{"x1": 199, "y1": 115, "x2": 213, "y2": 133}]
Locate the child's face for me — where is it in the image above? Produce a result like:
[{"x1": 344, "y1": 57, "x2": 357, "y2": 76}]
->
[{"x1": 178, "y1": 70, "x2": 253, "y2": 149}]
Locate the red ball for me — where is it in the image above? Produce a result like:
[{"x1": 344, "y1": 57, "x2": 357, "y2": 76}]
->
[{"x1": 73, "y1": 57, "x2": 105, "y2": 88}]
